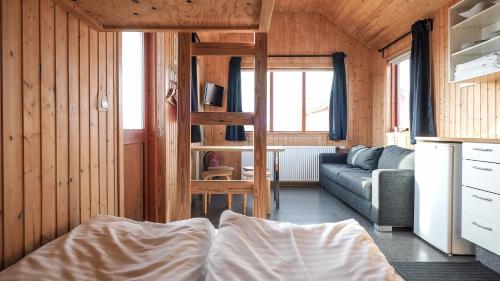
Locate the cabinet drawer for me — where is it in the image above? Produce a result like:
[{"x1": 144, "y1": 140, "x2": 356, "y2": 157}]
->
[
  {"x1": 462, "y1": 212, "x2": 500, "y2": 255},
  {"x1": 462, "y1": 160, "x2": 500, "y2": 194},
  {"x1": 462, "y1": 186, "x2": 500, "y2": 225},
  {"x1": 463, "y1": 143, "x2": 500, "y2": 163}
]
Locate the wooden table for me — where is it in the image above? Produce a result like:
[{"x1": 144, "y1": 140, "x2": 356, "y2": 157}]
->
[{"x1": 191, "y1": 146, "x2": 285, "y2": 209}]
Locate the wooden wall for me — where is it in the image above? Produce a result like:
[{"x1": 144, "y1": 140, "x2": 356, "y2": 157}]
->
[
  {"x1": 372, "y1": 0, "x2": 500, "y2": 147},
  {"x1": 155, "y1": 32, "x2": 178, "y2": 222},
  {"x1": 198, "y1": 12, "x2": 373, "y2": 178},
  {"x1": 0, "y1": 0, "x2": 120, "y2": 268}
]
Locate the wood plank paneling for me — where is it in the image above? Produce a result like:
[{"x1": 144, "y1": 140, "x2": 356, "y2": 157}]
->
[
  {"x1": 52, "y1": 0, "x2": 266, "y2": 32},
  {"x1": 98, "y1": 32, "x2": 107, "y2": 214},
  {"x1": 22, "y1": 0, "x2": 42, "y2": 255},
  {"x1": 275, "y1": 0, "x2": 450, "y2": 50},
  {"x1": 106, "y1": 32, "x2": 115, "y2": 215},
  {"x1": 40, "y1": 0, "x2": 57, "y2": 245},
  {"x1": 175, "y1": 32, "x2": 192, "y2": 221},
  {"x1": 89, "y1": 29, "x2": 99, "y2": 217},
  {"x1": 68, "y1": 14, "x2": 80, "y2": 230},
  {"x1": 79, "y1": 22, "x2": 91, "y2": 222},
  {"x1": 0, "y1": 0, "x2": 120, "y2": 267},
  {"x1": 371, "y1": 1, "x2": 500, "y2": 147},
  {"x1": 55, "y1": 4, "x2": 69, "y2": 236},
  {"x1": 2, "y1": 0, "x2": 24, "y2": 267},
  {"x1": 161, "y1": 32, "x2": 178, "y2": 223}
]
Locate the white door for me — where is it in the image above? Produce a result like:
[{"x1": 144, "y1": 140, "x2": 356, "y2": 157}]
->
[{"x1": 414, "y1": 143, "x2": 454, "y2": 253}]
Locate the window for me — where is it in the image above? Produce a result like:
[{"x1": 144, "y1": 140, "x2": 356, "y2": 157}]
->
[
  {"x1": 241, "y1": 69, "x2": 333, "y2": 132},
  {"x1": 121, "y1": 32, "x2": 144, "y2": 129},
  {"x1": 305, "y1": 71, "x2": 333, "y2": 131},
  {"x1": 241, "y1": 71, "x2": 270, "y2": 131},
  {"x1": 389, "y1": 53, "x2": 411, "y2": 131}
]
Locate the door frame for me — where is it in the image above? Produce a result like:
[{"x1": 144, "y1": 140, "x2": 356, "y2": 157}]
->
[{"x1": 117, "y1": 32, "x2": 160, "y2": 222}]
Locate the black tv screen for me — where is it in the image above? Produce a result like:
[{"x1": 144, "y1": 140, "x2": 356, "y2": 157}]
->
[{"x1": 203, "y1": 82, "x2": 224, "y2": 107}]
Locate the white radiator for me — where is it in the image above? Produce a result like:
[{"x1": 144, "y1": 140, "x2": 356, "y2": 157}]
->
[{"x1": 241, "y1": 146, "x2": 337, "y2": 182}]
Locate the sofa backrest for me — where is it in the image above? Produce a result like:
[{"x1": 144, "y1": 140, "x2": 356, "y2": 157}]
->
[{"x1": 378, "y1": 145, "x2": 415, "y2": 170}]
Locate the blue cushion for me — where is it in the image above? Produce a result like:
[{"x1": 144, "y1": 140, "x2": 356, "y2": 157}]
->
[
  {"x1": 348, "y1": 146, "x2": 384, "y2": 171},
  {"x1": 378, "y1": 145, "x2": 415, "y2": 170}
]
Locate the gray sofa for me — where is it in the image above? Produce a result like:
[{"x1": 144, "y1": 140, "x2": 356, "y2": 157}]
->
[{"x1": 319, "y1": 145, "x2": 415, "y2": 231}]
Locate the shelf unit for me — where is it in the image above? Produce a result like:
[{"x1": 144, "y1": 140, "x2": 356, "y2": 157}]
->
[{"x1": 449, "y1": 0, "x2": 500, "y2": 82}]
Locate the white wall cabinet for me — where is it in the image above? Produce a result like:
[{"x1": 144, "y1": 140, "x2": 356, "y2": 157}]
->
[{"x1": 449, "y1": 0, "x2": 500, "y2": 82}]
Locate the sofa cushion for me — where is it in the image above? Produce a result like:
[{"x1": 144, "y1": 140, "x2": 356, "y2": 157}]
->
[
  {"x1": 347, "y1": 146, "x2": 384, "y2": 171},
  {"x1": 320, "y1": 163, "x2": 362, "y2": 184},
  {"x1": 339, "y1": 171, "x2": 373, "y2": 201},
  {"x1": 378, "y1": 145, "x2": 415, "y2": 170},
  {"x1": 346, "y1": 145, "x2": 365, "y2": 166}
]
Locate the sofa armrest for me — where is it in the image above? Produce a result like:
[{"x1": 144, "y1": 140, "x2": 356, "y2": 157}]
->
[
  {"x1": 319, "y1": 152, "x2": 348, "y2": 165},
  {"x1": 371, "y1": 169, "x2": 414, "y2": 227}
]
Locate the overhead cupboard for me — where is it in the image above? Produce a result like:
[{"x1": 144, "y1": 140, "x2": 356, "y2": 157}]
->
[{"x1": 449, "y1": 0, "x2": 500, "y2": 82}]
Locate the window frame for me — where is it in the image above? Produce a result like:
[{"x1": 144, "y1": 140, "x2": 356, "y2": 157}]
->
[
  {"x1": 242, "y1": 68, "x2": 333, "y2": 133},
  {"x1": 388, "y1": 52, "x2": 411, "y2": 132}
]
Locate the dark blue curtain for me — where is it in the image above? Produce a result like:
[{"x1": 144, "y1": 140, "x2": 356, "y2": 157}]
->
[
  {"x1": 191, "y1": 57, "x2": 201, "y2": 142},
  {"x1": 329, "y1": 52, "x2": 348, "y2": 140},
  {"x1": 410, "y1": 20, "x2": 436, "y2": 144},
  {"x1": 225, "y1": 57, "x2": 246, "y2": 141}
]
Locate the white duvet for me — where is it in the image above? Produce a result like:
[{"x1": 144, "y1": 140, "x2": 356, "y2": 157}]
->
[
  {"x1": 0, "y1": 211, "x2": 402, "y2": 281},
  {"x1": 206, "y1": 211, "x2": 403, "y2": 281}
]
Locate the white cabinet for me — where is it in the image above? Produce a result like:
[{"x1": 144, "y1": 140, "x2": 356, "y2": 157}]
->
[
  {"x1": 462, "y1": 142, "x2": 500, "y2": 255},
  {"x1": 414, "y1": 142, "x2": 474, "y2": 255}
]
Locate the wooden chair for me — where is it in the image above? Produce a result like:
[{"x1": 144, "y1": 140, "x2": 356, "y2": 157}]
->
[{"x1": 202, "y1": 166, "x2": 233, "y2": 215}]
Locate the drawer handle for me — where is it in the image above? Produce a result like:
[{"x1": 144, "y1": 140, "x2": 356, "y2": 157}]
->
[
  {"x1": 472, "y1": 194, "x2": 493, "y2": 202},
  {"x1": 472, "y1": 166, "x2": 493, "y2": 172},
  {"x1": 472, "y1": 221, "x2": 493, "y2": 231},
  {"x1": 473, "y1": 148, "x2": 493, "y2": 152}
]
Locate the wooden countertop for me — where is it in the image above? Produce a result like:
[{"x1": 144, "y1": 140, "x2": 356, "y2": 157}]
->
[{"x1": 416, "y1": 137, "x2": 500, "y2": 144}]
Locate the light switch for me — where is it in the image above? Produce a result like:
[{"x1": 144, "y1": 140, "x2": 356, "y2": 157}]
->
[{"x1": 98, "y1": 95, "x2": 110, "y2": 111}]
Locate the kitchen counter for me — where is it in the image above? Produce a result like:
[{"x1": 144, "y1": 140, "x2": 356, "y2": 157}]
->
[{"x1": 416, "y1": 137, "x2": 500, "y2": 144}]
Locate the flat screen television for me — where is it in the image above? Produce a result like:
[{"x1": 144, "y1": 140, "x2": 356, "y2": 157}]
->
[{"x1": 203, "y1": 82, "x2": 224, "y2": 107}]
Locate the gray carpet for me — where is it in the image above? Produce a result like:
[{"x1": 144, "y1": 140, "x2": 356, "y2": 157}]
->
[{"x1": 392, "y1": 262, "x2": 500, "y2": 281}]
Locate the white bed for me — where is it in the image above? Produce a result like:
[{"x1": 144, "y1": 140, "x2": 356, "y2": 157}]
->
[{"x1": 0, "y1": 212, "x2": 402, "y2": 281}]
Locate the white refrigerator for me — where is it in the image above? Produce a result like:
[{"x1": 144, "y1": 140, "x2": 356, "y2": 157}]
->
[{"x1": 414, "y1": 142, "x2": 474, "y2": 255}]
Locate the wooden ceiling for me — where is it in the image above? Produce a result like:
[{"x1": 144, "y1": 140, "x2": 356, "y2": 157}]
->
[
  {"x1": 275, "y1": 0, "x2": 451, "y2": 49},
  {"x1": 54, "y1": 0, "x2": 275, "y2": 32}
]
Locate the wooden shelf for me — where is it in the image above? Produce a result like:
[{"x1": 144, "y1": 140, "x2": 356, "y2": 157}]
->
[
  {"x1": 452, "y1": 36, "x2": 500, "y2": 57},
  {"x1": 452, "y1": 3, "x2": 500, "y2": 29}
]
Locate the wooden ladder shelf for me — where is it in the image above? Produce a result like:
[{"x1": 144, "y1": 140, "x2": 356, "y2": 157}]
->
[{"x1": 175, "y1": 33, "x2": 269, "y2": 220}]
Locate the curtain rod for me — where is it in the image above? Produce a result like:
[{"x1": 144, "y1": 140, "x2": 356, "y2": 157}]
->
[
  {"x1": 267, "y1": 54, "x2": 337, "y2": 58},
  {"x1": 378, "y1": 19, "x2": 433, "y2": 53}
]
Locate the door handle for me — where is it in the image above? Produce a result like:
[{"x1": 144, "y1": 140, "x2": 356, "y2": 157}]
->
[
  {"x1": 472, "y1": 166, "x2": 493, "y2": 172},
  {"x1": 472, "y1": 194, "x2": 493, "y2": 202},
  {"x1": 472, "y1": 221, "x2": 492, "y2": 231},
  {"x1": 473, "y1": 148, "x2": 493, "y2": 152}
]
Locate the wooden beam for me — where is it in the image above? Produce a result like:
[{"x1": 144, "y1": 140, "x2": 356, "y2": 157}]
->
[
  {"x1": 52, "y1": 0, "x2": 104, "y2": 32},
  {"x1": 116, "y1": 33, "x2": 125, "y2": 217},
  {"x1": 102, "y1": 26, "x2": 259, "y2": 33},
  {"x1": 258, "y1": 0, "x2": 275, "y2": 32},
  {"x1": 191, "y1": 112, "x2": 254, "y2": 125},
  {"x1": 175, "y1": 33, "x2": 192, "y2": 221},
  {"x1": 192, "y1": 42, "x2": 255, "y2": 56},
  {"x1": 253, "y1": 33, "x2": 268, "y2": 218},
  {"x1": 191, "y1": 181, "x2": 253, "y2": 194}
]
